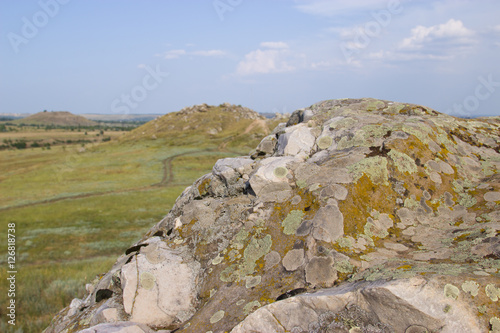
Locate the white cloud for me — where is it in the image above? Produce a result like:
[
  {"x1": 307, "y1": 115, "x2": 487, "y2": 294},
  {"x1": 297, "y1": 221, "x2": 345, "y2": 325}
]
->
[
  {"x1": 367, "y1": 50, "x2": 452, "y2": 62},
  {"x1": 164, "y1": 49, "x2": 186, "y2": 59},
  {"x1": 236, "y1": 42, "x2": 295, "y2": 75},
  {"x1": 338, "y1": 19, "x2": 477, "y2": 66},
  {"x1": 191, "y1": 50, "x2": 226, "y2": 57},
  {"x1": 366, "y1": 19, "x2": 478, "y2": 62},
  {"x1": 399, "y1": 19, "x2": 475, "y2": 51},
  {"x1": 236, "y1": 49, "x2": 294, "y2": 76},
  {"x1": 260, "y1": 41, "x2": 289, "y2": 49}
]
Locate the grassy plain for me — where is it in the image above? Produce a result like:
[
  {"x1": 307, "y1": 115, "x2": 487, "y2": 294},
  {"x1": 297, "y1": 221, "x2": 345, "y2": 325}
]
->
[{"x1": 0, "y1": 124, "x2": 252, "y2": 332}]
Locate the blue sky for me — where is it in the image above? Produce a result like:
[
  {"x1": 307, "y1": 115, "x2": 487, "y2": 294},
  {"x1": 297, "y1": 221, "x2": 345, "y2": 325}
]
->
[{"x1": 1, "y1": 0, "x2": 499, "y2": 117}]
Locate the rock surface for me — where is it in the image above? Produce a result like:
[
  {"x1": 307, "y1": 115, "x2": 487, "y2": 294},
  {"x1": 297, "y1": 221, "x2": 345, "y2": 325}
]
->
[{"x1": 45, "y1": 98, "x2": 500, "y2": 333}]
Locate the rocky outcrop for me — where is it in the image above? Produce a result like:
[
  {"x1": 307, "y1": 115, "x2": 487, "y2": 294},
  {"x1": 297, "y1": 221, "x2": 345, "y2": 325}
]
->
[
  {"x1": 45, "y1": 98, "x2": 500, "y2": 333},
  {"x1": 178, "y1": 103, "x2": 263, "y2": 121},
  {"x1": 120, "y1": 103, "x2": 273, "y2": 147}
]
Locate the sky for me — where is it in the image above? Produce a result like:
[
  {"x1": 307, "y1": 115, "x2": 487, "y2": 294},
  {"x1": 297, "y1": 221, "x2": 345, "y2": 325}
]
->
[{"x1": 0, "y1": 0, "x2": 499, "y2": 118}]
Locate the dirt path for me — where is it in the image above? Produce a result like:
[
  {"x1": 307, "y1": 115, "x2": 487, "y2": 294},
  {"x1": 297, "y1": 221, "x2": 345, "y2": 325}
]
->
[
  {"x1": 153, "y1": 149, "x2": 212, "y2": 186},
  {"x1": 242, "y1": 119, "x2": 269, "y2": 135},
  {"x1": 0, "y1": 149, "x2": 237, "y2": 212}
]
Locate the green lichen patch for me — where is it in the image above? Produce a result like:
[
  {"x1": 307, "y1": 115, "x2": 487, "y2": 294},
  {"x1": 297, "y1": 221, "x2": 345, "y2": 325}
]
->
[
  {"x1": 241, "y1": 235, "x2": 272, "y2": 272},
  {"x1": 231, "y1": 229, "x2": 250, "y2": 250},
  {"x1": 243, "y1": 301, "x2": 261, "y2": 315},
  {"x1": 401, "y1": 124, "x2": 433, "y2": 145},
  {"x1": 273, "y1": 166, "x2": 288, "y2": 178},
  {"x1": 388, "y1": 149, "x2": 418, "y2": 174},
  {"x1": 282, "y1": 210, "x2": 305, "y2": 235},
  {"x1": 347, "y1": 156, "x2": 389, "y2": 185},
  {"x1": 317, "y1": 136, "x2": 333, "y2": 149},
  {"x1": 212, "y1": 255, "x2": 223, "y2": 265},
  {"x1": 296, "y1": 179, "x2": 307, "y2": 188},
  {"x1": 444, "y1": 284, "x2": 460, "y2": 299},
  {"x1": 365, "y1": 99, "x2": 386, "y2": 111},
  {"x1": 337, "y1": 132, "x2": 366, "y2": 150},
  {"x1": 140, "y1": 272, "x2": 156, "y2": 290},
  {"x1": 245, "y1": 275, "x2": 261, "y2": 289},
  {"x1": 361, "y1": 124, "x2": 391, "y2": 140},
  {"x1": 458, "y1": 193, "x2": 477, "y2": 208},
  {"x1": 486, "y1": 284, "x2": 500, "y2": 302},
  {"x1": 330, "y1": 117, "x2": 357, "y2": 130},
  {"x1": 462, "y1": 280, "x2": 480, "y2": 297},
  {"x1": 220, "y1": 265, "x2": 238, "y2": 283},
  {"x1": 337, "y1": 237, "x2": 354, "y2": 249},
  {"x1": 491, "y1": 317, "x2": 500, "y2": 333},
  {"x1": 335, "y1": 259, "x2": 354, "y2": 274},
  {"x1": 404, "y1": 197, "x2": 419, "y2": 209},
  {"x1": 209, "y1": 310, "x2": 225, "y2": 324},
  {"x1": 219, "y1": 233, "x2": 272, "y2": 283}
]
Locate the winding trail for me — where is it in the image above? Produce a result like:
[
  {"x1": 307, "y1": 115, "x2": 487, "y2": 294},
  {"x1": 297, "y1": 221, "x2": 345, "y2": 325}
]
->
[{"x1": 0, "y1": 149, "x2": 242, "y2": 212}]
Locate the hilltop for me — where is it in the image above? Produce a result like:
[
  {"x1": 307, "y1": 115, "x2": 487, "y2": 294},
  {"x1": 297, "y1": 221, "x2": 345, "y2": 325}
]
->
[
  {"x1": 120, "y1": 103, "x2": 285, "y2": 150},
  {"x1": 46, "y1": 98, "x2": 500, "y2": 333},
  {"x1": 15, "y1": 111, "x2": 99, "y2": 127}
]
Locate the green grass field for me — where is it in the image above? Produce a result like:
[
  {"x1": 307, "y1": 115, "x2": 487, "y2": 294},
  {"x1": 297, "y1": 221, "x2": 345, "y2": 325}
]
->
[{"x1": 0, "y1": 128, "x2": 250, "y2": 332}]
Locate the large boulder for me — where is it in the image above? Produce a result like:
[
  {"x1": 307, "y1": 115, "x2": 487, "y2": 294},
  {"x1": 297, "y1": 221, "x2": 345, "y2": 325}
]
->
[{"x1": 45, "y1": 98, "x2": 500, "y2": 333}]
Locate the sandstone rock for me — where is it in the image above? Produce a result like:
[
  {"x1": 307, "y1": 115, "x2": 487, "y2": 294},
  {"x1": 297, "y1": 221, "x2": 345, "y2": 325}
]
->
[
  {"x1": 253, "y1": 134, "x2": 277, "y2": 158},
  {"x1": 231, "y1": 277, "x2": 483, "y2": 333},
  {"x1": 77, "y1": 322, "x2": 156, "y2": 333},
  {"x1": 282, "y1": 249, "x2": 305, "y2": 271},
  {"x1": 248, "y1": 156, "x2": 296, "y2": 202},
  {"x1": 120, "y1": 238, "x2": 200, "y2": 327},
  {"x1": 311, "y1": 205, "x2": 344, "y2": 242},
  {"x1": 305, "y1": 256, "x2": 337, "y2": 287},
  {"x1": 45, "y1": 98, "x2": 500, "y2": 333},
  {"x1": 276, "y1": 123, "x2": 316, "y2": 158},
  {"x1": 212, "y1": 157, "x2": 253, "y2": 186}
]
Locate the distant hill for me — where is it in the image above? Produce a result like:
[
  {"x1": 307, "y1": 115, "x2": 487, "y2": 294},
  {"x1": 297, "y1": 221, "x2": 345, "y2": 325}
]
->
[
  {"x1": 81, "y1": 114, "x2": 163, "y2": 122},
  {"x1": 120, "y1": 103, "x2": 285, "y2": 150},
  {"x1": 15, "y1": 111, "x2": 98, "y2": 126}
]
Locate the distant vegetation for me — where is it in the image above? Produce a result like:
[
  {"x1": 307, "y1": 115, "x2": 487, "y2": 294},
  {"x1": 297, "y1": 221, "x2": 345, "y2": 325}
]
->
[{"x1": 0, "y1": 122, "x2": 145, "y2": 151}]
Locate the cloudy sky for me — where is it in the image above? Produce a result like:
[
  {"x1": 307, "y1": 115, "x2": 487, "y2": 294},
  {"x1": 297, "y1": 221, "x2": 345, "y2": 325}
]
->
[{"x1": 1, "y1": 0, "x2": 499, "y2": 117}]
